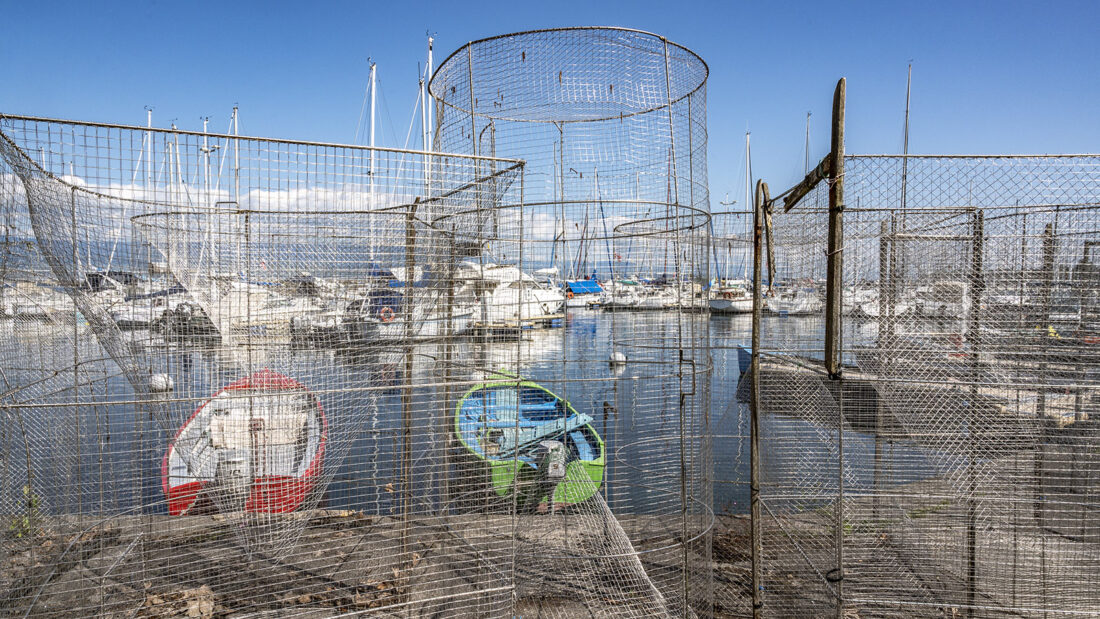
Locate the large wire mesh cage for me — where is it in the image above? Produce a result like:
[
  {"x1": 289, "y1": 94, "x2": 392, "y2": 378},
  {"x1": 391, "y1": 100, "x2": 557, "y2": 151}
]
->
[
  {"x1": 0, "y1": 115, "x2": 534, "y2": 617},
  {"x1": 430, "y1": 27, "x2": 714, "y2": 617},
  {"x1": 752, "y1": 154, "x2": 1100, "y2": 617}
]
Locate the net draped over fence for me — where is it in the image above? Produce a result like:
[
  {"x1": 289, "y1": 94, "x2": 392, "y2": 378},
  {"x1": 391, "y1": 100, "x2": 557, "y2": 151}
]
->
[
  {"x1": 430, "y1": 27, "x2": 714, "y2": 618},
  {"x1": 751, "y1": 154, "x2": 1100, "y2": 617},
  {"x1": 0, "y1": 26, "x2": 715, "y2": 619},
  {"x1": 0, "y1": 115, "x2": 535, "y2": 617}
]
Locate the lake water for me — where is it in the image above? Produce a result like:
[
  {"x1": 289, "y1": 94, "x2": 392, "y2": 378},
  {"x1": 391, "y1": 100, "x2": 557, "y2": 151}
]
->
[{"x1": 0, "y1": 309, "x2": 946, "y2": 520}]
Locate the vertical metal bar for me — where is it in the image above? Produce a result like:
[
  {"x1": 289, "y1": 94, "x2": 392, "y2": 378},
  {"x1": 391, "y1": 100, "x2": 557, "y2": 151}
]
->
[
  {"x1": 401, "y1": 199, "x2": 419, "y2": 561},
  {"x1": 440, "y1": 233, "x2": 455, "y2": 508},
  {"x1": 966, "y1": 208, "x2": 984, "y2": 616},
  {"x1": 1033, "y1": 222, "x2": 1053, "y2": 575},
  {"x1": 750, "y1": 179, "x2": 765, "y2": 618},
  {"x1": 70, "y1": 186, "x2": 81, "y2": 519},
  {"x1": 662, "y1": 38, "x2": 680, "y2": 204},
  {"x1": 661, "y1": 36, "x2": 690, "y2": 616},
  {"x1": 510, "y1": 170, "x2": 525, "y2": 616},
  {"x1": 1036, "y1": 223, "x2": 1055, "y2": 418},
  {"x1": 873, "y1": 220, "x2": 889, "y2": 519},
  {"x1": 466, "y1": 44, "x2": 477, "y2": 158}
]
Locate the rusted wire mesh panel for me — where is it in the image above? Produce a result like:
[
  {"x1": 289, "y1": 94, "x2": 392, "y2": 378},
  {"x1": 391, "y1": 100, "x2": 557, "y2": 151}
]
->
[
  {"x1": 0, "y1": 115, "x2": 523, "y2": 617},
  {"x1": 755, "y1": 154, "x2": 1100, "y2": 617},
  {"x1": 430, "y1": 27, "x2": 714, "y2": 618}
]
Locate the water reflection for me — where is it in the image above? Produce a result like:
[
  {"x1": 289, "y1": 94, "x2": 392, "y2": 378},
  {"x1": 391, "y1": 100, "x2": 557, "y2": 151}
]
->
[{"x1": 1, "y1": 310, "x2": 944, "y2": 520}]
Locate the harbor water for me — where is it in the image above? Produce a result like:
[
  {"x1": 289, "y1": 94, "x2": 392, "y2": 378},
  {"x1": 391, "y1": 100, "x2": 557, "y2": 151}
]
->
[{"x1": 0, "y1": 308, "x2": 946, "y2": 519}]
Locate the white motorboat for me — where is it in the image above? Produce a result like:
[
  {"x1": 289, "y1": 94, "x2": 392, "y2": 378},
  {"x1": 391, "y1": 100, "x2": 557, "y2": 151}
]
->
[
  {"x1": 709, "y1": 284, "x2": 752, "y2": 313},
  {"x1": 110, "y1": 285, "x2": 189, "y2": 329},
  {"x1": 457, "y1": 262, "x2": 565, "y2": 325},
  {"x1": 563, "y1": 278, "x2": 603, "y2": 308},
  {"x1": 766, "y1": 287, "x2": 824, "y2": 316}
]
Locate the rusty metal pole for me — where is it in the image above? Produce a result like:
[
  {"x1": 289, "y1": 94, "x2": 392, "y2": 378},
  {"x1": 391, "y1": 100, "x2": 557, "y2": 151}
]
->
[{"x1": 750, "y1": 179, "x2": 766, "y2": 618}]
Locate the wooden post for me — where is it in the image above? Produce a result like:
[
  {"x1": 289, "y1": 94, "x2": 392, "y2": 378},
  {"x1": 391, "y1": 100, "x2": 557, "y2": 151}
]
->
[
  {"x1": 750, "y1": 179, "x2": 766, "y2": 618},
  {"x1": 825, "y1": 78, "x2": 845, "y2": 379},
  {"x1": 826, "y1": 78, "x2": 846, "y2": 618}
]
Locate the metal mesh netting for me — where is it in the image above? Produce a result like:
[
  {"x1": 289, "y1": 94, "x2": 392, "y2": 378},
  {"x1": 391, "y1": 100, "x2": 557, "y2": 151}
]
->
[
  {"x1": 0, "y1": 26, "x2": 714, "y2": 619},
  {"x1": 430, "y1": 27, "x2": 714, "y2": 617},
  {"x1": 703, "y1": 208, "x2": 754, "y2": 617},
  {"x1": 753, "y1": 154, "x2": 1100, "y2": 616},
  {"x1": 0, "y1": 115, "x2": 526, "y2": 616}
]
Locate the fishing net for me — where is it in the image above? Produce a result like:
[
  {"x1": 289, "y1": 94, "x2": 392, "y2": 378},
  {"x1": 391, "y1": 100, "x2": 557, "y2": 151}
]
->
[
  {"x1": 751, "y1": 153, "x2": 1100, "y2": 616},
  {"x1": 431, "y1": 27, "x2": 714, "y2": 617},
  {"x1": 0, "y1": 25, "x2": 715, "y2": 618},
  {"x1": 0, "y1": 115, "x2": 523, "y2": 616}
]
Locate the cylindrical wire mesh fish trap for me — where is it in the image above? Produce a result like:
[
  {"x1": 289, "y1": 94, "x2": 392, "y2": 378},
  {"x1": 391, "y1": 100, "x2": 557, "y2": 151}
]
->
[
  {"x1": 431, "y1": 27, "x2": 714, "y2": 617},
  {"x1": 0, "y1": 115, "x2": 525, "y2": 616}
]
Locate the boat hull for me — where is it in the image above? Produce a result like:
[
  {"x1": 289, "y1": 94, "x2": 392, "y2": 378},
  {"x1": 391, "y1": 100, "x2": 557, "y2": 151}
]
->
[
  {"x1": 709, "y1": 297, "x2": 753, "y2": 313},
  {"x1": 454, "y1": 380, "x2": 604, "y2": 506},
  {"x1": 162, "y1": 369, "x2": 327, "y2": 516}
]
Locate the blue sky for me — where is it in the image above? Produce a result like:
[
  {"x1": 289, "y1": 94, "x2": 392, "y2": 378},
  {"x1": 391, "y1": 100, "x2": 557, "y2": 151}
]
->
[{"x1": 2, "y1": 0, "x2": 1097, "y2": 201}]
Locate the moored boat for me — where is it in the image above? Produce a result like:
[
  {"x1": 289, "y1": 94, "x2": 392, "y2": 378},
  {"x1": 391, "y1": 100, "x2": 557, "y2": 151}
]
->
[
  {"x1": 564, "y1": 278, "x2": 603, "y2": 308},
  {"x1": 455, "y1": 379, "x2": 604, "y2": 508},
  {"x1": 457, "y1": 262, "x2": 565, "y2": 325},
  {"x1": 709, "y1": 285, "x2": 752, "y2": 313},
  {"x1": 162, "y1": 369, "x2": 326, "y2": 516},
  {"x1": 766, "y1": 286, "x2": 823, "y2": 316}
]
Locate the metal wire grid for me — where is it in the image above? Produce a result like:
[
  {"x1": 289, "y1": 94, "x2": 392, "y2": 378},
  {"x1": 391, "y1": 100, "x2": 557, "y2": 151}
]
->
[
  {"x1": 701, "y1": 209, "x2": 755, "y2": 617},
  {"x1": 753, "y1": 154, "x2": 1100, "y2": 617},
  {"x1": 430, "y1": 27, "x2": 714, "y2": 617},
  {"x1": 0, "y1": 115, "x2": 529, "y2": 617}
]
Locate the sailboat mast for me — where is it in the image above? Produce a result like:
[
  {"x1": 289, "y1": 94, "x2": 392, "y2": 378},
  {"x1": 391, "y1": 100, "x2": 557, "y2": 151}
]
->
[
  {"x1": 232, "y1": 106, "x2": 240, "y2": 205},
  {"x1": 368, "y1": 60, "x2": 377, "y2": 261},
  {"x1": 146, "y1": 108, "x2": 153, "y2": 190},
  {"x1": 709, "y1": 216, "x2": 721, "y2": 284},
  {"x1": 202, "y1": 117, "x2": 213, "y2": 273},
  {"x1": 232, "y1": 106, "x2": 242, "y2": 275},
  {"x1": 901, "y1": 63, "x2": 912, "y2": 215},
  {"x1": 426, "y1": 36, "x2": 434, "y2": 151},
  {"x1": 804, "y1": 112, "x2": 812, "y2": 174},
  {"x1": 596, "y1": 167, "x2": 615, "y2": 280},
  {"x1": 745, "y1": 132, "x2": 752, "y2": 211},
  {"x1": 744, "y1": 132, "x2": 752, "y2": 279},
  {"x1": 172, "y1": 124, "x2": 182, "y2": 201},
  {"x1": 202, "y1": 117, "x2": 210, "y2": 198},
  {"x1": 557, "y1": 124, "x2": 569, "y2": 279},
  {"x1": 368, "y1": 60, "x2": 377, "y2": 172},
  {"x1": 420, "y1": 67, "x2": 429, "y2": 190}
]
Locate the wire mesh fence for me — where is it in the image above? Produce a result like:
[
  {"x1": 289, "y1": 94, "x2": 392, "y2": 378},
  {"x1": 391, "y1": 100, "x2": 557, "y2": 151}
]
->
[
  {"x1": 0, "y1": 26, "x2": 715, "y2": 619},
  {"x1": 430, "y1": 27, "x2": 714, "y2": 617},
  {"x1": 752, "y1": 154, "x2": 1100, "y2": 617},
  {"x1": 0, "y1": 115, "x2": 527, "y2": 617},
  {"x1": 704, "y1": 208, "x2": 755, "y2": 618}
]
